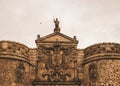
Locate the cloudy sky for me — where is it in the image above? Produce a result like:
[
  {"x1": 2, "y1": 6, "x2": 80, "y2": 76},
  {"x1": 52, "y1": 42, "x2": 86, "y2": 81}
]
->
[{"x1": 0, "y1": 0, "x2": 120, "y2": 48}]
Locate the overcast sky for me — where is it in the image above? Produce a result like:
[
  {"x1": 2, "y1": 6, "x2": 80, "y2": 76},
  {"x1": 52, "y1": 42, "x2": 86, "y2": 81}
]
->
[{"x1": 0, "y1": 0, "x2": 120, "y2": 48}]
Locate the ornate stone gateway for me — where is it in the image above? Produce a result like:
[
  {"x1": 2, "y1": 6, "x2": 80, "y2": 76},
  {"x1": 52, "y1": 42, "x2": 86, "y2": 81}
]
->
[
  {"x1": 1, "y1": 19, "x2": 120, "y2": 86},
  {"x1": 32, "y1": 19, "x2": 81, "y2": 85},
  {"x1": 33, "y1": 42, "x2": 81, "y2": 85}
]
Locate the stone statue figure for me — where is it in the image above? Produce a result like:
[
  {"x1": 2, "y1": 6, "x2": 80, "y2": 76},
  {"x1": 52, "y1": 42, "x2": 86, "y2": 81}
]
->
[{"x1": 54, "y1": 18, "x2": 59, "y2": 28}]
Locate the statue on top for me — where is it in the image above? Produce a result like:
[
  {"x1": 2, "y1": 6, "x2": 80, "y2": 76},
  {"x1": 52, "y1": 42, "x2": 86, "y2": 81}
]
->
[{"x1": 54, "y1": 18, "x2": 59, "y2": 28}]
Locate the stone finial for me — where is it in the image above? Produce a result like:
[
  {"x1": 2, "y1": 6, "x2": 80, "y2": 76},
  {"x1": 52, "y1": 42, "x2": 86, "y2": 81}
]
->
[
  {"x1": 74, "y1": 36, "x2": 77, "y2": 40},
  {"x1": 37, "y1": 34, "x2": 40, "y2": 39},
  {"x1": 54, "y1": 18, "x2": 60, "y2": 33}
]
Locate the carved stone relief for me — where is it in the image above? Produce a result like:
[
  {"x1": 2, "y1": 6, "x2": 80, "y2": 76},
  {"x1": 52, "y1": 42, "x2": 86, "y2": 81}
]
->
[
  {"x1": 89, "y1": 63, "x2": 98, "y2": 81},
  {"x1": 37, "y1": 41, "x2": 78, "y2": 82},
  {"x1": 15, "y1": 62, "x2": 25, "y2": 83}
]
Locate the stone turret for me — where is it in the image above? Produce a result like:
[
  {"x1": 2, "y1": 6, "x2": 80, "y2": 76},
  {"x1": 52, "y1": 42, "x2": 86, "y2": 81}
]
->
[
  {"x1": 83, "y1": 43, "x2": 120, "y2": 86},
  {"x1": 0, "y1": 41, "x2": 33, "y2": 86}
]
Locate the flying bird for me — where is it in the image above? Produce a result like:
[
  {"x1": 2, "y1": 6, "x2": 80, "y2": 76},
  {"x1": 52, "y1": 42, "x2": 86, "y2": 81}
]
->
[{"x1": 40, "y1": 22, "x2": 42, "y2": 24}]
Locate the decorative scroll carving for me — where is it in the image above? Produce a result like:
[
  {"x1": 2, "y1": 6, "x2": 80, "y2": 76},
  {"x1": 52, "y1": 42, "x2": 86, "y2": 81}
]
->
[
  {"x1": 15, "y1": 62, "x2": 25, "y2": 83},
  {"x1": 42, "y1": 70, "x2": 71, "y2": 81},
  {"x1": 89, "y1": 63, "x2": 98, "y2": 81}
]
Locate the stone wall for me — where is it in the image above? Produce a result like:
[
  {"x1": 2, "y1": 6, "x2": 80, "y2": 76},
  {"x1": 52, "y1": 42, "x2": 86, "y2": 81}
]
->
[
  {"x1": 0, "y1": 58, "x2": 31, "y2": 86},
  {"x1": 76, "y1": 49, "x2": 84, "y2": 83},
  {"x1": 0, "y1": 41, "x2": 29, "y2": 62},
  {"x1": 0, "y1": 40, "x2": 120, "y2": 86},
  {"x1": 84, "y1": 43, "x2": 120, "y2": 58},
  {"x1": 83, "y1": 43, "x2": 120, "y2": 86},
  {"x1": 83, "y1": 59, "x2": 120, "y2": 86},
  {"x1": 0, "y1": 41, "x2": 34, "y2": 86}
]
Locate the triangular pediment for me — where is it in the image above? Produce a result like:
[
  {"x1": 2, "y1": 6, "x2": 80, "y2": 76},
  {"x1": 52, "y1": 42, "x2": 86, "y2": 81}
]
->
[
  {"x1": 43, "y1": 34, "x2": 72, "y2": 42},
  {"x1": 36, "y1": 33, "x2": 78, "y2": 44}
]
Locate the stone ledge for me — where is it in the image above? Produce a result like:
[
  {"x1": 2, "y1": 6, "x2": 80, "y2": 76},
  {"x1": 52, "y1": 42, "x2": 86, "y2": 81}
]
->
[
  {"x1": 84, "y1": 43, "x2": 120, "y2": 58},
  {"x1": 32, "y1": 81, "x2": 81, "y2": 85},
  {"x1": 83, "y1": 54, "x2": 120, "y2": 65},
  {"x1": 0, "y1": 54, "x2": 31, "y2": 64}
]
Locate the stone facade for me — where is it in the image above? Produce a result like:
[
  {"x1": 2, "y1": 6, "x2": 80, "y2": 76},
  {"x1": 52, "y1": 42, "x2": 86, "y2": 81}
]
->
[
  {"x1": 0, "y1": 19, "x2": 120, "y2": 86},
  {"x1": 0, "y1": 41, "x2": 32, "y2": 86},
  {"x1": 83, "y1": 43, "x2": 120, "y2": 86}
]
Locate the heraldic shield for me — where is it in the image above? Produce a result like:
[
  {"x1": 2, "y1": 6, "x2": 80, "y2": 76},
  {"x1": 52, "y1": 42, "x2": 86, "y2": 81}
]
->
[{"x1": 50, "y1": 44, "x2": 63, "y2": 67}]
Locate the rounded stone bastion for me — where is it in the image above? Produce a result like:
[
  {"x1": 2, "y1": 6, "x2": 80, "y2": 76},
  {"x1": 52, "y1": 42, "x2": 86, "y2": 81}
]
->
[
  {"x1": 0, "y1": 41, "x2": 31, "y2": 86},
  {"x1": 83, "y1": 43, "x2": 120, "y2": 86}
]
